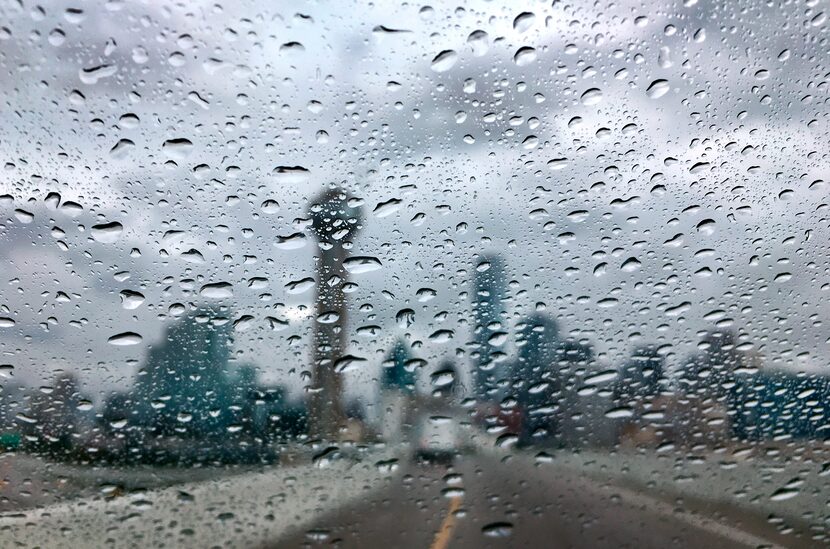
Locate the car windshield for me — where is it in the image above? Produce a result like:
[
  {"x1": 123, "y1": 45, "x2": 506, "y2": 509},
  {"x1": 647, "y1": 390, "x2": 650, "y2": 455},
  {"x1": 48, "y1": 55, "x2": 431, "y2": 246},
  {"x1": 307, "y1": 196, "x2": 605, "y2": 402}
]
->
[{"x1": 0, "y1": 1, "x2": 828, "y2": 547}]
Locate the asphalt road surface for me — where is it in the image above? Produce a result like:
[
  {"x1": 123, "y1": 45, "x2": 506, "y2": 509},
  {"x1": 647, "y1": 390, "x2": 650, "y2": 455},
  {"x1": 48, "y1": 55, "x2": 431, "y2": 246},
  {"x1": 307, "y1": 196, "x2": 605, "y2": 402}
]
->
[{"x1": 270, "y1": 452, "x2": 815, "y2": 549}]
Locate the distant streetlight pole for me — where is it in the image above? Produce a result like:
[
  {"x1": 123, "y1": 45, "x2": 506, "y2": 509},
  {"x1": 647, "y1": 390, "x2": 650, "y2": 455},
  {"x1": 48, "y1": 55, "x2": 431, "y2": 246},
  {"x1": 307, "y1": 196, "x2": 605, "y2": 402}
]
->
[{"x1": 307, "y1": 188, "x2": 362, "y2": 440}]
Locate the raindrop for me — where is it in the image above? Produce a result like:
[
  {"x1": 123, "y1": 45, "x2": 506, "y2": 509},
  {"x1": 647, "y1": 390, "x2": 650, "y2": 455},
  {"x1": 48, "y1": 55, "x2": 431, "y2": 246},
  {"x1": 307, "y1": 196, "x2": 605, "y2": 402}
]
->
[
  {"x1": 621, "y1": 257, "x2": 642, "y2": 272},
  {"x1": 467, "y1": 30, "x2": 489, "y2": 56},
  {"x1": 14, "y1": 209, "x2": 34, "y2": 224},
  {"x1": 696, "y1": 219, "x2": 716, "y2": 235},
  {"x1": 584, "y1": 370, "x2": 618, "y2": 385},
  {"x1": 233, "y1": 315, "x2": 254, "y2": 332},
  {"x1": 119, "y1": 290, "x2": 145, "y2": 310},
  {"x1": 430, "y1": 50, "x2": 458, "y2": 72},
  {"x1": 334, "y1": 354, "x2": 367, "y2": 373},
  {"x1": 416, "y1": 287, "x2": 437, "y2": 302},
  {"x1": 109, "y1": 139, "x2": 134, "y2": 158},
  {"x1": 580, "y1": 88, "x2": 603, "y2": 105},
  {"x1": 285, "y1": 277, "x2": 315, "y2": 295},
  {"x1": 430, "y1": 368, "x2": 456, "y2": 387},
  {"x1": 770, "y1": 488, "x2": 799, "y2": 502},
  {"x1": 60, "y1": 201, "x2": 83, "y2": 217},
  {"x1": 162, "y1": 138, "x2": 194, "y2": 159},
  {"x1": 605, "y1": 406, "x2": 634, "y2": 419},
  {"x1": 373, "y1": 198, "x2": 402, "y2": 218},
  {"x1": 482, "y1": 522, "x2": 514, "y2": 538},
  {"x1": 273, "y1": 166, "x2": 310, "y2": 184},
  {"x1": 513, "y1": 47, "x2": 537, "y2": 66},
  {"x1": 266, "y1": 316, "x2": 289, "y2": 331},
  {"x1": 44, "y1": 192, "x2": 61, "y2": 210},
  {"x1": 496, "y1": 433, "x2": 519, "y2": 448},
  {"x1": 280, "y1": 41, "x2": 305, "y2": 53},
  {"x1": 108, "y1": 332, "x2": 143, "y2": 346},
  {"x1": 646, "y1": 79, "x2": 670, "y2": 98},
  {"x1": 200, "y1": 282, "x2": 233, "y2": 299},
  {"x1": 429, "y1": 329, "x2": 454, "y2": 343},
  {"x1": 547, "y1": 158, "x2": 569, "y2": 170},
  {"x1": 396, "y1": 308, "x2": 415, "y2": 328},
  {"x1": 48, "y1": 28, "x2": 66, "y2": 46},
  {"x1": 79, "y1": 64, "x2": 117, "y2": 85},
  {"x1": 343, "y1": 256, "x2": 382, "y2": 274},
  {"x1": 91, "y1": 222, "x2": 124, "y2": 243},
  {"x1": 316, "y1": 311, "x2": 340, "y2": 324},
  {"x1": 274, "y1": 232, "x2": 308, "y2": 250},
  {"x1": 312, "y1": 446, "x2": 340, "y2": 468},
  {"x1": 689, "y1": 161, "x2": 710, "y2": 174},
  {"x1": 513, "y1": 12, "x2": 536, "y2": 33}
]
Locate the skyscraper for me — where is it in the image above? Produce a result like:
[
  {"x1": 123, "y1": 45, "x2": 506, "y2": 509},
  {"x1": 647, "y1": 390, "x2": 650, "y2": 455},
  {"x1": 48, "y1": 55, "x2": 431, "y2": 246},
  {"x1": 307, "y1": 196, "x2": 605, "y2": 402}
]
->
[
  {"x1": 379, "y1": 339, "x2": 417, "y2": 444},
  {"x1": 471, "y1": 254, "x2": 507, "y2": 401},
  {"x1": 513, "y1": 313, "x2": 560, "y2": 443},
  {"x1": 132, "y1": 306, "x2": 233, "y2": 438},
  {"x1": 615, "y1": 345, "x2": 665, "y2": 405},
  {"x1": 381, "y1": 339, "x2": 416, "y2": 395}
]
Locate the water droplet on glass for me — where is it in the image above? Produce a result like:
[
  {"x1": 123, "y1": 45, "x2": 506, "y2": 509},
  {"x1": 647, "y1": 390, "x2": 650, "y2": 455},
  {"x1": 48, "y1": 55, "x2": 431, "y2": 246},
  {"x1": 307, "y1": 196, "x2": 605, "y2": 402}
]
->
[
  {"x1": 482, "y1": 522, "x2": 514, "y2": 537},
  {"x1": 286, "y1": 277, "x2": 315, "y2": 295},
  {"x1": 162, "y1": 138, "x2": 194, "y2": 159},
  {"x1": 14, "y1": 209, "x2": 34, "y2": 224},
  {"x1": 513, "y1": 47, "x2": 537, "y2": 66},
  {"x1": 513, "y1": 12, "x2": 536, "y2": 33},
  {"x1": 605, "y1": 406, "x2": 634, "y2": 419},
  {"x1": 334, "y1": 354, "x2": 367, "y2": 373},
  {"x1": 373, "y1": 198, "x2": 402, "y2": 218},
  {"x1": 646, "y1": 79, "x2": 670, "y2": 98},
  {"x1": 119, "y1": 290, "x2": 145, "y2": 310},
  {"x1": 430, "y1": 50, "x2": 458, "y2": 72},
  {"x1": 274, "y1": 232, "x2": 308, "y2": 250},
  {"x1": 273, "y1": 166, "x2": 310, "y2": 184},
  {"x1": 580, "y1": 88, "x2": 603, "y2": 105},
  {"x1": 467, "y1": 30, "x2": 489, "y2": 56},
  {"x1": 396, "y1": 308, "x2": 415, "y2": 328},
  {"x1": 200, "y1": 282, "x2": 233, "y2": 299},
  {"x1": 91, "y1": 221, "x2": 124, "y2": 243},
  {"x1": 107, "y1": 332, "x2": 143, "y2": 346},
  {"x1": 343, "y1": 256, "x2": 382, "y2": 274}
]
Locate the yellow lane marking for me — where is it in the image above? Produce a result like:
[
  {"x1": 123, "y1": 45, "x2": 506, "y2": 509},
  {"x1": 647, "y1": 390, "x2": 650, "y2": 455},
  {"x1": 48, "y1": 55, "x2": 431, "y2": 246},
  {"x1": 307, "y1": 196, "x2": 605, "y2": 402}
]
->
[{"x1": 430, "y1": 496, "x2": 462, "y2": 549}]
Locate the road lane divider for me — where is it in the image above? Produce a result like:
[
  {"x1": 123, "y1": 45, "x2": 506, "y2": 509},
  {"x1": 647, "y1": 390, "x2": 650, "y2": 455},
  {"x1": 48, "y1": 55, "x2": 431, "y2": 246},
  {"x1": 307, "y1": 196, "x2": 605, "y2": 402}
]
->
[{"x1": 430, "y1": 496, "x2": 462, "y2": 549}]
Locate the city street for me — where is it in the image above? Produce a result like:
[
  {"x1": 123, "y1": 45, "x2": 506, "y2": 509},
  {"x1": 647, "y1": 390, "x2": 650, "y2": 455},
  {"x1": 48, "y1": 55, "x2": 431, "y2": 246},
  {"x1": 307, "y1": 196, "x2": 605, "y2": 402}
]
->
[{"x1": 272, "y1": 452, "x2": 813, "y2": 549}]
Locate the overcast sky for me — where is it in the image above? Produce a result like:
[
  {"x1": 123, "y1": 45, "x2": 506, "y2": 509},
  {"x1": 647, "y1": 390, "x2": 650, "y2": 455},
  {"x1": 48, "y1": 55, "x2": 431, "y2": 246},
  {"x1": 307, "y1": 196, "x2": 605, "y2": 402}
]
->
[{"x1": 0, "y1": 0, "x2": 828, "y2": 407}]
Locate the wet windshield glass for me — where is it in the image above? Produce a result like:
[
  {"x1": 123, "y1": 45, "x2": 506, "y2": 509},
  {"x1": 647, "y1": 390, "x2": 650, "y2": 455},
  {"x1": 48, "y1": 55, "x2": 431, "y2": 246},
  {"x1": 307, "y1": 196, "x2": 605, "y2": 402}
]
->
[{"x1": 0, "y1": 1, "x2": 828, "y2": 547}]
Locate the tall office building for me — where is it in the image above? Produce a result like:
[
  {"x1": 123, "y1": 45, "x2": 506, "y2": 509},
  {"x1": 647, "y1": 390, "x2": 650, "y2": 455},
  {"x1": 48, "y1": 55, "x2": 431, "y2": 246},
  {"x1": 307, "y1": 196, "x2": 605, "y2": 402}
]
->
[
  {"x1": 132, "y1": 306, "x2": 233, "y2": 437},
  {"x1": 513, "y1": 313, "x2": 560, "y2": 442},
  {"x1": 471, "y1": 254, "x2": 507, "y2": 400}
]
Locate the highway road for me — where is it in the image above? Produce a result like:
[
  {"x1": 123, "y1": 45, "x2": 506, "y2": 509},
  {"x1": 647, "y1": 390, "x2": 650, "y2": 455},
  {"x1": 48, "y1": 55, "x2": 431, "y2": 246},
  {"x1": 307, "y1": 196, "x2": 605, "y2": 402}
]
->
[{"x1": 271, "y1": 452, "x2": 816, "y2": 549}]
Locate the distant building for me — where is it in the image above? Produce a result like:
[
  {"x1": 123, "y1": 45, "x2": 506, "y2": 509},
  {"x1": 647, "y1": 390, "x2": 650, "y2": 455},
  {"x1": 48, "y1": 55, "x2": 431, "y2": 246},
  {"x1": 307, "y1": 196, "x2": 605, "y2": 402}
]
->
[
  {"x1": 430, "y1": 359, "x2": 459, "y2": 400},
  {"x1": 673, "y1": 329, "x2": 744, "y2": 447},
  {"x1": 556, "y1": 339, "x2": 614, "y2": 448},
  {"x1": 613, "y1": 345, "x2": 667, "y2": 447},
  {"x1": 379, "y1": 340, "x2": 417, "y2": 445},
  {"x1": 23, "y1": 372, "x2": 89, "y2": 455},
  {"x1": 132, "y1": 306, "x2": 233, "y2": 439},
  {"x1": 512, "y1": 313, "x2": 561, "y2": 444},
  {"x1": 381, "y1": 339, "x2": 416, "y2": 394},
  {"x1": 471, "y1": 254, "x2": 507, "y2": 401},
  {"x1": 730, "y1": 370, "x2": 830, "y2": 440},
  {"x1": 679, "y1": 329, "x2": 741, "y2": 402},
  {"x1": 0, "y1": 380, "x2": 26, "y2": 432}
]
